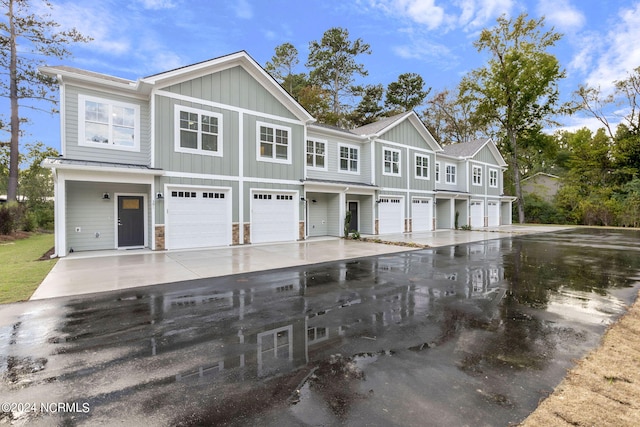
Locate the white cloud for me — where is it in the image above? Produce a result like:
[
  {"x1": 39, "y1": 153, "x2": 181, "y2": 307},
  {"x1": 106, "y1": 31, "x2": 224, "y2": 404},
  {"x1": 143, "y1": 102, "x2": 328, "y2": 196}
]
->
[
  {"x1": 537, "y1": 0, "x2": 585, "y2": 32},
  {"x1": 367, "y1": 0, "x2": 514, "y2": 32},
  {"x1": 43, "y1": 2, "x2": 131, "y2": 56},
  {"x1": 233, "y1": 0, "x2": 253, "y2": 20},
  {"x1": 367, "y1": 0, "x2": 448, "y2": 30},
  {"x1": 582, "y1": 3, "x2": 640, "y2": 93},
  {"x1": 138, "y1": 0, "x2": 177, "y2": 10},
  {"x1": 464, "y1": 0, "x2": 514, "y2": 30}
]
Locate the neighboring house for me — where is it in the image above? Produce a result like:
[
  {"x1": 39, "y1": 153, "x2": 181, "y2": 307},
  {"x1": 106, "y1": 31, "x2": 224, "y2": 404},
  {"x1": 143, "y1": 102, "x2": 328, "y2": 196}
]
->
[
  {"x1": 435, "y1": 139, "x2": 513, "y2": 228},
  {"x1": 41, "y1": 51, "x2": 512, "y2": 257},
  {"x1": 521, "y1": 172, "x2": 562, "y2": 202}
]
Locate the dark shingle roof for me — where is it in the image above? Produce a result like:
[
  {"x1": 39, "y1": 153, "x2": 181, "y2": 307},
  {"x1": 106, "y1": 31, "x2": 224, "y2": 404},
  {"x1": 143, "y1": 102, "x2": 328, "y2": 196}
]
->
[
  {"x1": 441, "y1": 138, "x2": 489, "y2": 158},
  {"x1": 352, "y1": 112, "x2": 411, "y2": 136}
]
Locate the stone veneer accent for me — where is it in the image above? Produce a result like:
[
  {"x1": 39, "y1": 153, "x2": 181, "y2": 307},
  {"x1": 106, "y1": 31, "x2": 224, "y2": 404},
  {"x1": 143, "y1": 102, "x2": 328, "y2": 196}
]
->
[
  {"x1": 232, "y1": 223, "x2": 240, "y2": 245},
  {"x1": 299, "y1": 221, "x2": 305, "y2": 240},
  {"x1": 154, "y1": 225, "x2": 165, "y2": 250},
  {"x1": 243, "y1": 223, "x2": 251, "y2": 244},
  {"x1": 375, "y1": 219, "x2": 379, "y2": 235},
  {"x1": 405, "y1": 218, "x2": 412, "y2": 232}
]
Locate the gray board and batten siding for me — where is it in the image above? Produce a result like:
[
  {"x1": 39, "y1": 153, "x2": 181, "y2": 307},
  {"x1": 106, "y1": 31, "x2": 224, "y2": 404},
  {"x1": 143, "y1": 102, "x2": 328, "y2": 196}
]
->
[{"x1": 64, "y1": 85, "x2": 151, "y2": 165}]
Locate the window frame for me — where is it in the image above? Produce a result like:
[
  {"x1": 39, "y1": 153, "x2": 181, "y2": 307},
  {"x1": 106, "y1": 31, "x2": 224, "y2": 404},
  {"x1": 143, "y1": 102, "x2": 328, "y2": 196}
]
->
[
  {"x1": 445, "y1": 163, "x2": 457, "y2": 185},
  {"x1": 415, "y1": 154, "x2": 430, "y2": 180},
  {"x1": 435, "y1": 161, "x2": 441, "y2": 183},
  {"x1": 338, "y1": 143, "x2": 360, "y2": 174},
  {"x1": 472, "y1": 165, "x2": 483, "y2": 186},
  {"x1": 256, "y1": 121, "x2": 292, "y2": 164},
  {"x1": 78, "y1": 94, "x2": 140, "y2": 152},
  {"x1": 489, "y1": 168, "x2": 499, "y2": 188},
  {"x1": 174, "y1": 105, "x2": 223, "y2": 157},
  {"x1": 306, "y1": 138, "x2": 327, "y2": 170},
  {"x1": 382, "y1": 147, "x2": 402, "y2": 177}
]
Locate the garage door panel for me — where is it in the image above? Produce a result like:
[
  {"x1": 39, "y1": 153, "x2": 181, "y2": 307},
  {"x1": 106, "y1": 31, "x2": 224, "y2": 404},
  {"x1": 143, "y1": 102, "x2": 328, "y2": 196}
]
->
[
  {"x1": 488, "y1": 201, "x2": 500, "y2": 227},
  {"x1": 252, "y1": 193, "x2": 297, "y2": 244},
  {"x1": 379, "y1": 197, "x2": 404, "y2": 234},
  {"x1": 412, "y1": 198, "x2": 433, "y2": 232},
  {"x1": 470, "y1": 201, "x2": 484, "y2": 228},
  {"x1": 166, "y1": 188, "x2": 231, "y2": 250}
]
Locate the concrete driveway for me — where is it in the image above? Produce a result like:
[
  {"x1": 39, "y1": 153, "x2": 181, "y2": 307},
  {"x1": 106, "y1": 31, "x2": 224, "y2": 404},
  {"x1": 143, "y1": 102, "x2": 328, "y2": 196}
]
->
[{"x1": 31, "y1": 225, "x2": 573, "y2": 300}]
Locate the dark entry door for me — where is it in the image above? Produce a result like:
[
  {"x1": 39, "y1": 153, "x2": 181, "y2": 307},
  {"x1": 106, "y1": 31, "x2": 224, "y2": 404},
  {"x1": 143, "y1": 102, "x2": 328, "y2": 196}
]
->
[
  {"x1": 118, "y1": 196, "x2": 144, "y2": 247},
  {"x1": 348, "y1": 201, "x2": 358, "y2": 232}
]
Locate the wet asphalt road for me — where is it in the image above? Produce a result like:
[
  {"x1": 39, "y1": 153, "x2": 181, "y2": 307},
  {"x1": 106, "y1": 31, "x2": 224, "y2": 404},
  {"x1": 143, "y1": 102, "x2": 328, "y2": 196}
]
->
[{"x1": 1, "y1": 228, "x2": 640, "y2": 426}]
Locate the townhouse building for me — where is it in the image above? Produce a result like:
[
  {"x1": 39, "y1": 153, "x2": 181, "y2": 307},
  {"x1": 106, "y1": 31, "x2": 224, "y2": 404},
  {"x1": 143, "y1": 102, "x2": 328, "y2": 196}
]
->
[{"x1": 41, "y1": 51, "x2": 512, "y2": 257}]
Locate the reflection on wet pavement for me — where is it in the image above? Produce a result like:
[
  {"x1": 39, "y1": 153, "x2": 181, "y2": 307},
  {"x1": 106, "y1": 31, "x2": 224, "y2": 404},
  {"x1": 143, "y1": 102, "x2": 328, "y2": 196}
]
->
[{"x1": 1, "y1": 228, "x2": 639, "y2": 426}]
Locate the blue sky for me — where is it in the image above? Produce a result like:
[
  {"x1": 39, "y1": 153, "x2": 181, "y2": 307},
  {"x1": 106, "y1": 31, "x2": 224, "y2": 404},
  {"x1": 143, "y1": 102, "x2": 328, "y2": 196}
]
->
[{"x1": 6, "y1": 0, "x2": 640, "y2": 152}]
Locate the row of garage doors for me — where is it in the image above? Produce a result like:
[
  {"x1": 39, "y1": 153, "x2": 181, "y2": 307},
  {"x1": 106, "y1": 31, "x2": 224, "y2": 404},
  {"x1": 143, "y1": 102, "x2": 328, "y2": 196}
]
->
[
  {"x1": 380, "y1": 197, "x2": 501, "y2": 234},
  {"x1": 164, "y1": 187, "x2": 298, "y2": 250},
  {"x1": 164, "y1": 187, "x2": 501, "y2": 249}
]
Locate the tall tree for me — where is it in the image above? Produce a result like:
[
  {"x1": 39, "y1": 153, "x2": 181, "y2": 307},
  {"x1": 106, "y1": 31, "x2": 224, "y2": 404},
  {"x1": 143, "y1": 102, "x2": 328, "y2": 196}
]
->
[
  {"x1": 460, "y1": 13, "x2": 565, "y2": 223},
  {"x1": 0, "y1": 0, "x2": 90, "y2": 201},
  {"x1": 385, "y1": 72, "x2": 430, "y2": 113},
  {"x1": 264, "y1": 42, "x2": 303, "y2": 96},
  {"x1": 421, "y1": 88, "x2": 483, "y2": 144},
  {"x1": 349, "y1": 84, "x2": 384, "y2": 126},
  {"x1": 306, "y1": 27, "x2": 371, "y2": 126}
]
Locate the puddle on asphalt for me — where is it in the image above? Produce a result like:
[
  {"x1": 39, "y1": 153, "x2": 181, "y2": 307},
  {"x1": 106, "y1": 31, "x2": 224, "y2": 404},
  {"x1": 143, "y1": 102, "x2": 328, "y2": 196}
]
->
[{"x1": 1, "y1": 228, "x2": 640, "y2": 426}]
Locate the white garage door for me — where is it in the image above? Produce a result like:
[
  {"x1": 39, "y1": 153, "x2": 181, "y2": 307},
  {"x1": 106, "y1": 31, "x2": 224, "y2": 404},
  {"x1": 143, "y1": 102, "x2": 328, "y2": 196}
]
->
[
  {"x1": 412, "y1": 198, "x2": 433, "y2": 232},
  {"x1": 378, "y1": 197, "x2": 404, "y2": 234},
  {"x1": 251, "y1": 192, "x2": 298, "y2": 244},
  {"x1": 166, "y1": 187, "x2": 231, "y2": 250},
  {"x1": 488, "y1": 201, "x2": 500, "y2": 227},
  {"x1": 470, "y1": 201, "x2": 484, "y2": 228}
]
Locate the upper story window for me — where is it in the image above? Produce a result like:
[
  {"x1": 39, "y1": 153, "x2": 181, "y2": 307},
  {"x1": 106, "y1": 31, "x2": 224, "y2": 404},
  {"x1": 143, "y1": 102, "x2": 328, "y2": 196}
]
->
[
  {"x1": 489, "y1": 169, "x2": 499, "y2": 188},
  {"x1": 472, "y1": 165, "x2": 482, "y2": 186},
  {"x1": 339, "y1": 144, "x2": 359, "y2": 173},
  {"x1": 445, "y1": 163, "x2": 457, "y2": 184},
  {"x1": 257, "y1": 122, "x2": 291, "y2": 164},
  {"x1": 415, "y1": 154, "x2": 430, "y2": 179},
  {"x1": 435, "y1": 162, "x2": 441, "y2": 183},
  {"x1": 175, "y1": 106, "x2": 223, "y2": 156},
  {"x1": 383, "y1": 147, "x2": 401, "y2": 176},
  {"x1": 79, "y1": 95, "x2": 140, "y2": 152},
  {"x1": 306, "y1": 139, "x2": 326, "y2": 169}
]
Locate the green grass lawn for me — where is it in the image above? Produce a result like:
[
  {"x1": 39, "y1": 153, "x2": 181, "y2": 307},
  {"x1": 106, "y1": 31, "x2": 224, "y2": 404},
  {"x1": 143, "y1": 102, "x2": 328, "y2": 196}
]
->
[{"x1": 0, "y1": 233, "x2": 57, "y2": 304}]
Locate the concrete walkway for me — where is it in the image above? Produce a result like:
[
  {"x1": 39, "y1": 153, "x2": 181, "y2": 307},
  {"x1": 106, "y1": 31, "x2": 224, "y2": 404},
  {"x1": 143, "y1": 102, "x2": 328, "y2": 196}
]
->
[{"x1": 31, "y1": 225, "x2": 574, "y2": 300}]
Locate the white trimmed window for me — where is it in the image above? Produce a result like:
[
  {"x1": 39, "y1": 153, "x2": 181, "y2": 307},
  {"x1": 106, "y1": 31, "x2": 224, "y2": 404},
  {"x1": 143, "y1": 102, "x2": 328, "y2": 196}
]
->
[
  {"x1": 472, "y1": 165, "x2": 482, "y2": 186},
  {"x1": 435, "y1": 162, "x2": 440, "y2": 183},
  {"x1": 383, "y1": 147, "x2": 401, "y2": 176},
  {"x1": 415, "y1": 154, "x2": 430, "y2": 179},
  {"x1": 445, "y1": 164, "x2": 457, "y2": 184},
  {"x1": 257, "y1": 122, "x2": 291, "y2": 163},
  {"x1": 489, "y1": 169, "x2": 498, "y2": 188},
  {"x1": 79, "y1": 95, "x2": 140, "y2": 152},
  {"x1": 339, "y1": 144, "x2": 359, "y2": 173},
  {"x1": 175, "y1": 106, "x2": 223, "y2": 156},
  {"x1": 306, "y1": 139, "x2": 326, "y2": 169}
]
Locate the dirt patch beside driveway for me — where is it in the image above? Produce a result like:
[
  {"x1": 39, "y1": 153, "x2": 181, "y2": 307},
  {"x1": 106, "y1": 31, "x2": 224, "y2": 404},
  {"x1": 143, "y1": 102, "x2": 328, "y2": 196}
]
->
[{"x1": 521, "y1": 290, "x2": 640, "y2": 426}]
